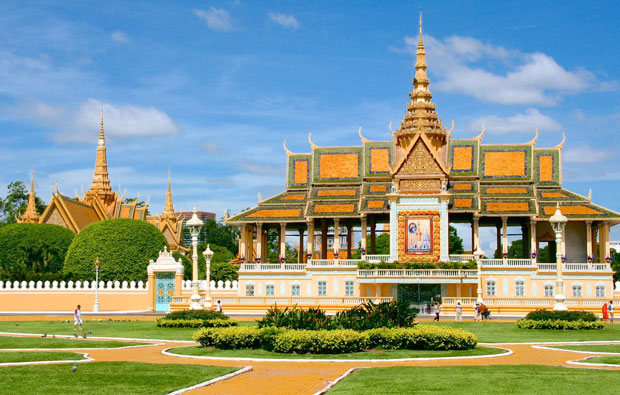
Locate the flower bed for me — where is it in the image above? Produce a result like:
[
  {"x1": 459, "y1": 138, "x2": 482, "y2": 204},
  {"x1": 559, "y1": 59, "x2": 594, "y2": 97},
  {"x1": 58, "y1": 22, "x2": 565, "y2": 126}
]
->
[
  {"x1": 516, "y1": 319, "x2": 604, "y2": 330},
  {"x1": 156, "y1": 318, "x2": 237, "y2": 328},
  {"x1": 193, "y1": 325, "x2": 477, "y2": 354}
]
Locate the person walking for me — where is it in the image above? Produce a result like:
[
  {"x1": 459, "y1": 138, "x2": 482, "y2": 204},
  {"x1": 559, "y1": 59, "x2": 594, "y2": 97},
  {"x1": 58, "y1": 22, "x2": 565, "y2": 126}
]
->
[
  {"x1": 215, "y1": 300, "x2": 223, "y2": 313},
  {"x1": 455, "y1": 301, "x2": 463, "y2": 322},
  {"x1": 434, "y1": 302, "x2": 441, "y2": 321},
  {"x1": 602, "y1": 302, "x2": 609, "y2": 322},
  {"x1": 474, "y1": 303, "x2": 481, "y2": 322},
  {"x1": 609, "y1": 301, "x2": 614, "y2": 324},
  {"x1": 73, "y1": 305, "x2": 82, "y2": 331}
]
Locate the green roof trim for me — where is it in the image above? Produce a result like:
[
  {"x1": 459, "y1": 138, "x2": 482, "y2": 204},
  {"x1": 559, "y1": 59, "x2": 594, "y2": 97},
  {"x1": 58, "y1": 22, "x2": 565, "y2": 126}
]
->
[
  {"x1": 361, "y1": 197, "x2": 390, "y2": 213},
  {"x1": 312, "y1": 147, "x2": 363, "y2": 184},
  {"x1": 448, "y1": 139, "x2": 479, "y2": 177},
  {"x1": 449, "y1": 195, "x2": 479, "y2": 212},
  {"x1": 534, "y1": 149, "x2": 561, "y2": 186},
  {"x1": 306, "y1": 200, "x2": 360, "y2": 217},
  {"x1": 286, "y1": 153, "x2": 312, "y2": 190},
  {"x1": 480, "y1": 198, "x2": 536, "y2": 215},
  {"x1": 262, "y1": 191, "x2": 308, "y2": 205},
  {"x1": 362, "y1": 182, "x2": 391, "y2": 195},
  {"x1": 364, "y1": 141, "x2": 394, "y2": 178},
  {"x1": 311, "y1": 186, "x2": 360, "y2": 200},
  {"x1": 449, "y1": 181, "x2": 478, "y2": 194},
  {"x1": 480, "y1": 184, "x2": 534, "y2": 198},
  {"x1": 479, "y1": 145, "x2": 532, "y2": 181}
]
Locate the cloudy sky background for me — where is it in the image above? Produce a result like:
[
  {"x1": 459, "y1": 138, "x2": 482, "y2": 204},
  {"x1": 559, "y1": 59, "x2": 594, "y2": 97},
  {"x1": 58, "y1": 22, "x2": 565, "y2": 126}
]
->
[{"x1": 1, "y1": 1, "x2": 619, "y2": 250}]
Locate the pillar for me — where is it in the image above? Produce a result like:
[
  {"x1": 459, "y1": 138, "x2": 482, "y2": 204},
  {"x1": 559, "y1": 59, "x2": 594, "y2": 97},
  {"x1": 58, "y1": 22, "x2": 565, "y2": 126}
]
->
[
  {"x1": 496, "y1": 222, "x2": 502, "y2": 258},
  {"x1": 370, "y1": 217, "x2": 376, "y2": 255},
  {"x1": 593, "y1": 226, "x2": 599, "y2": 262},
  {"x1": 306, "y1": 220, "x2": 314, "y2": 261},
  {"x1": 256, "y1": 223, "x2": 262, "y2": 262},
  {"x1": 600, "y1": 222, "x2": 610, "y2": 261},
  {"x1": 279, "y1": 223, "x2": 287, "y2": 262},
  {"x1": 346, "y1": 223, "x2": 353, "y2": 259},
  {"x1": 298, "y1": 227, "x2": 304, "y2": 263},
  {"x1": 586, "y1": 221, "x2": 593, "y2": 259},
  {"x1": 502, "y1": 217, "x2": 508, "y2": 255},
  {"x1": 239, "y1": 224, "x2": 246, "y2": 260},
  {"x1": 361, "y1": 216, "x2": 367, "y2": 254},
  {"x1": 262, "y1": 228, "x2": 269, "y2": 262},
  {"x1": 561, "y1": 229, "x2": 566, "y2": 259},
  {"x1": 333, "y1": 218, "x2": 340, "y2": 258},
  {"x1": 530, "y1": 219, "x2": 537, "y2": 260},
  {"x1": 521, "y1": 220, "x2": 529, "y2": 259},
  {"x1": 321, "y1": 219, "x2": 328, "y2": 259},
  {"x1": 473, "y1": 216, "x2": 480, "y2": 252}
]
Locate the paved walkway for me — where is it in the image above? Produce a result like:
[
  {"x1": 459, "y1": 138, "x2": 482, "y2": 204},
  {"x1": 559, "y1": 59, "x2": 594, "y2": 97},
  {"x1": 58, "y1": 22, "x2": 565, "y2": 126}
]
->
[{"x1": 2, "y1": 334, "x2": 619, "y2": 394}]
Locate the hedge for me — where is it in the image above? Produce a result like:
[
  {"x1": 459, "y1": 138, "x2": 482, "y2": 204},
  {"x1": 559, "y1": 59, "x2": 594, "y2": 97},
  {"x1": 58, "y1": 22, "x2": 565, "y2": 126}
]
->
[
  {"x1": 516, "y1": 319, "x2": 605, "y2": 330},
  {"x1": 63, "y1": 219, "x2": 168, "y2": 282},
  {"x1": 193, "y1": 325, "x2": 477, "y2": 354},
  {"x1": 162, "y1": 310, "x2": 228, "y2": 321},
  {"x1": 0, "y1": 223, "x2": 75, "y2": 276},
  {"x1": 524, "y1": 309, "x2": 597, "y2": 322},
  {"x1": 156, "y1": 319, "x2": 236, "y2": 328}
]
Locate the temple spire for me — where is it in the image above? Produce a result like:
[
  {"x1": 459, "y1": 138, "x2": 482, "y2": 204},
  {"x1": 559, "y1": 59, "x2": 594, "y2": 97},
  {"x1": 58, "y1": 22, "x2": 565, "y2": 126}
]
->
[
  {"x1": 86, "y1": 107, "x2": 115, "y2": 205},
  {"x1": 162, "y1": 169, "x2": 175, "y2": 218},
  {"x1": 19, "y1": 170, "x2": 40, "y2": 223}
]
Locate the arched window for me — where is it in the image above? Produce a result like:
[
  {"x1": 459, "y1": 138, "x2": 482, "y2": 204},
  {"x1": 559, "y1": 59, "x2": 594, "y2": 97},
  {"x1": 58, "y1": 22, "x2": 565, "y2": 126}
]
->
[
  {"x1": 572, "y1": 284, "x2": 582, "y2": 297},
  {"x1": 345, "y1": 280, "x2": 354, "y2": 296},
  {"x1": 595, "y1": 284, "x2": 605, "y2": 298},
  {"x1": 318, "y1": 280, "x2": 327, "y2": 296},
  {"x1": 291, "y1": 284, "x2": 300, "y2": 296},
  {"x1": 245, "y1": 284, "x2": 255, "y2": 296},
  {"x1": 266, "y1": 284, "x2": 275, "y2": 296},
  {"x1": 544, "y1": 283, "x2": 554, "y2": 297},
  {"x1": 515, "y1": 280, "x2": 525, "y2": 297},
  {"x1": 486, "y1": 280, "x2": 496, "y2": 296}
]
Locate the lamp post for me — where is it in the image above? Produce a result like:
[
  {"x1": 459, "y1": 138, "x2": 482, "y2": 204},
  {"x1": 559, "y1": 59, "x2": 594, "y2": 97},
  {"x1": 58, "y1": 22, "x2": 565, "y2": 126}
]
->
[
  {"x1": 186, "y1": 207, "x2": 204, "y2": 310},
  {"x1": 549, "y1": 203, "x2": 568, "y2": 311},
  {"x1": 202, "y1": 245, "x2": 214, "y2": 310},
  {"x1": 473, "y1": 248, "x2": 485, "y2": 304},
  {"x1": 93, "y1": 257, "x2": 100, "y2": 313}
]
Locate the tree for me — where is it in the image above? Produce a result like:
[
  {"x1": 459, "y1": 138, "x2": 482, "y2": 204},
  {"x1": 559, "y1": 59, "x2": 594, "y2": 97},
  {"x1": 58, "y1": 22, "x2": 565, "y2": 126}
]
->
[
  {"x1": 63, "y1": 219, "x2": 168, "y2": 282},
  {"x1": 17, "y1": 242, "x2": 62, "y2": 273},
  {"x1": 508, "y1": 239, "x2": 523, "y2": 258},
  {"x1": 611, "y1": 248, "x2": 619, "y2": 282},
  {"x1": 123, "y1": 197, "x2": 150, "y2": 215},
  {"x1": 202, "y1": 219, "x2": 240, "y2": 255},
  {"x1": 448, "y1": 225, "x2": 464, "y2": 254},
  {"x1": 174, "y1": 245, "x2": 238, "y2": 282},
  {"x1": 0, "y1": 181, "x2": 46, "y2": 226}
]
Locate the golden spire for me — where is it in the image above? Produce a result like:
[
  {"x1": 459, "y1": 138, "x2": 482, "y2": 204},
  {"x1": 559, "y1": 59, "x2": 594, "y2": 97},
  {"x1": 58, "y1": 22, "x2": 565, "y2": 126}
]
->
[
  {"x1": 86, "y1": 107, "x2": 116, "y2": 205},
  {"x1": 396, "y1": 10, "x2": 446, "y2": 151},
  {"x1": 19, "y1": 170, "x2": 40, "y2": 223},
  {"x1": 162, "y1": 169, "x2": 175, "y2": 218}
]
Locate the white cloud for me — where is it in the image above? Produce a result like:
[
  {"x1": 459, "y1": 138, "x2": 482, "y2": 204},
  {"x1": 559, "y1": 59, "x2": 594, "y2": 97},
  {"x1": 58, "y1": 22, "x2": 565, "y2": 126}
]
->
[
  {"x1": 391, "y1": 34, "x2": 614, "y2": 106},
  {"x1": 236, "y1": 160, "x2": 284, "y2": 176},
  {"x1": 202, "y1": 142, "x2": 222, "y2": 154},
  {"x1": 563, "y1": 145, "x2": 612, "y2": 164},
  {"x1": 267, "y1": 12, "x2": 300, "y2": 29},
  {"x1": 194, "y1": 8, "x2": 234, "y2": 32},
  {"x1": 111, "y1": 31, "x2": 129, "y2": 44},
  {"x1": 11, "y1": 98, "x2": 180, "y2": 142},
  {"x1": 467, "y1": 108, "x2": 561, "y2": 135}
]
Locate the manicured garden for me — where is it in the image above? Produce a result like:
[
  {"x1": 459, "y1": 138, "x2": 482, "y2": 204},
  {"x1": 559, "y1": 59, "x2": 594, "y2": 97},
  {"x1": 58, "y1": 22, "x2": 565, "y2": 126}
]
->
[
  {"x1": 582, "y1": 356, "x2": 620, "y2": 365},
  {"x1": 516, "y1": 309, "x2": 604, "y2": 330},
  {"x1": 0, "y1": 336, "x2": 147, "y2": 349},
  {"x1": 548, "y1": 344, "x2": 620, "y2": 353},
  {"x1": 0, "y1": 351, "x2": 86, "y2": 363},
  {"x1": 0, "y1": 362, "x2": 238, "y2": 394},
  {"x1": 328, "y1": 365, "x2": 620, "y2": 394}
]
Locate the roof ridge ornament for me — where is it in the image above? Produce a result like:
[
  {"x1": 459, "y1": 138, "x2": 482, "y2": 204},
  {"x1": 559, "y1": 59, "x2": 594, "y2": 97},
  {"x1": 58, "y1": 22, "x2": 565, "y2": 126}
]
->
[
  {"x1": 258, "y1": 192, "x2": 262, "y2": 203},
  {"x1": 308, "y1": 132, "x2": 319, "y2": 149},
  {"x1": 358, "y1": 126, "x2": 371, "y2": 143},
  {"x1": 446, "y1": 120, "x2": 455, "y2": 138},
  {"x1": 553, "y1": 132, "x2": 566, "y2": 150},
  {"x1": 587, "y1": 188, "x2": 592, "y2": 201},
  {"x1": 474, "y1": 124, "x2": 485, "y2": 141},
  {"x1": 526, "y1": 128, "x2": 539, "y2": 146},
  {"x1": 389, "y1": 121, "x2": 396, "y2": 138},
  {"x1": 283, "y1": 139, "x2": 293, "y2": 155}
]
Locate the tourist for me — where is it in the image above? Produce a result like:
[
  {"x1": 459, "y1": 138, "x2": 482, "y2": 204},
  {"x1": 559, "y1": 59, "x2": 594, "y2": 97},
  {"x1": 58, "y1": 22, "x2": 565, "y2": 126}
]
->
[
  {"x1": 73, "y1": 305, "x2": 82, "y2": 331},
  {"x1": 602, "y1": 302, "x2": 608, "y2": 322},
  {"x1": 455, "y1": 301, "x2": 462, "y2": 322},
  {"x1": 474, "y1": 303, "x2": 481, "y2": 322},
  {"x1": 434, "y1": 302, "x2": 441, "y2": 321},
  {"x1": 480, "y1": 303, "x2": 490, "y2": 321},
  {"x1": 215, "y1": 300, "x2": 223, "y2": 313},
  {"x1": 609, "y1": 301, "x2": 614, "y2": 324}
]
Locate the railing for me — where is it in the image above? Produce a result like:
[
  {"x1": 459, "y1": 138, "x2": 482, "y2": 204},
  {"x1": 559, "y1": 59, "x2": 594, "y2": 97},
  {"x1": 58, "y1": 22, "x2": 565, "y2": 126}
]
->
[
  {"x1": 480, "y1": 258, "x2": 535, "y2": 267},
  {"x1": 442, "y1": 297, "x2": 618, "y2": 308},
  {"x1": 358, "y1": 269, "x2": 478, "y2": 278},
  {"x1": 172, "y1": 296, "x2": 393, "y2": 306},
  {"x1": 239, "y1": 264, "x2": 306, "y2": 272},
  {"x1": 0, "y1": 280, "x2": 147, "y2": 290},
  {"x1": 181, "y1": 280, "x2": 239, "y2": 290},
  {"x1": 449, "y1": 254, "x2": 474, "y2": 262},
  {"x1": 306, "y1": 259, "x2": 360, "y2": 267},
  {"x1": 536, "y1": 263, "x2": 612, "y2": 272},
  {"x1": 364, "y1": 254, "x2": 393, "y2": 263}
]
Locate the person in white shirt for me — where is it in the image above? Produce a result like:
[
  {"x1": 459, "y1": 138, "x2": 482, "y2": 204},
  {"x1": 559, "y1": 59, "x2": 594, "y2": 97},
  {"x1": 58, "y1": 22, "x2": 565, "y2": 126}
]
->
[
  {"x1": 215, "y1": 300, "x2": 223, "y2": 313},
  {"x1": 455, "y1": 302, "x2": 463, "y2": 322},
  {"x1": 73, "y1": 305, "x2": 83, "y2": 331},
  {"x1": 433, "y1": 302, "x2": 441, "y2": 321},
  {"x1": 609, "y1": 301, "x2": 614, "y2": 323}
]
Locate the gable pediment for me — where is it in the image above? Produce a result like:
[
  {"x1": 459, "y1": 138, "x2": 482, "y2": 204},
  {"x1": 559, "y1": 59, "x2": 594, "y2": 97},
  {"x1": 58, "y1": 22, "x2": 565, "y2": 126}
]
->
[{"x1": 393, "y1": 134, "x2": 449, "y2": 177}]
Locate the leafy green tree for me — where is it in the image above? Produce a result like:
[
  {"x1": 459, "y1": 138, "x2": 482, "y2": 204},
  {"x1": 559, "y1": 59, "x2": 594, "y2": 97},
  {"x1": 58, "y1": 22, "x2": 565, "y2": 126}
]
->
[
  {"x1": 508, "y1": 239, "x2": 524, "y2": 258},
  {"x1": 0, "y1": 181, "x2": 46, "y2": 226},
  {"x1": 174, "y1": 245, "x2": 238, "y2": 282},
  {"x1": 611, "y1": 248, "x2": 619, "y2": 282},
  {"x1": 202, "y1": 218, "x2": 240, "y2": 255},
  {"x1": 448, "y1": 225, "x2": 464, "y2": 254},
  {"x1": 123, "y1": 197, "x2": 150, "y2": 215},
  {"x1": 63, "y1": 219, "x2": 168, "y2": 282},
  {"x1": 17, "y1": 242, "x2": 62, "y2": 272}
]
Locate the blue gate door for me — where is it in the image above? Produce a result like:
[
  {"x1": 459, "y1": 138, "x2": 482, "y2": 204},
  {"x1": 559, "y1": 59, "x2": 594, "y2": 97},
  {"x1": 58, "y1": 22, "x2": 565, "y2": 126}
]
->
[{"x1": 156, "y1": 272, "x2": 175, "y2": 311}]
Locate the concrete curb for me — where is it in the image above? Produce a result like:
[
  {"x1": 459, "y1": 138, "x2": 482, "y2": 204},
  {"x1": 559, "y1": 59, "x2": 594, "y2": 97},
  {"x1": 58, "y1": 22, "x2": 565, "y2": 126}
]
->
[
  {"x1": 167, "y1": 366, "x2": 253, "y2": 394},
  {"x1": 0, "y1": 352, "x2": 94, "y2": 367}
]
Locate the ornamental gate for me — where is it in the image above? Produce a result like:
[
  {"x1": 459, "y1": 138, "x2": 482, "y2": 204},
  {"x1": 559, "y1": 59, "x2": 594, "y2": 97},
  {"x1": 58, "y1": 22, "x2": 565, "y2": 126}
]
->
[
  {"x1": 155, "y1": 272, "x2": 175, "y2": 311},
  {"x1": 397, "y1": 284, "x2": 441, "y2": 307}
]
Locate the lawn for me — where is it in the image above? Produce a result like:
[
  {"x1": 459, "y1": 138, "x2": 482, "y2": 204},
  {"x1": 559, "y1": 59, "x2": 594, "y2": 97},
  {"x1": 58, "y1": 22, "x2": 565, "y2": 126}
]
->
[
  {"x1": 0, "y1": 336, "x2": 146, "y2": 349},
  {"x1": 169, "y1": 345, "x2": 505, "y2": 360},
  {"x1": 582, "y1": 356, "x2": 620, "y2": 365},
  {"x1": 549, "y1": 344, "x2": 620, "y2": 353},
  {"x1": 0, "y1": 351, "x2": 86, "y2": 363},
  {"x1": 0, "y1": 361, "x2": 238, "y2": 394},
  {"x1": 328, "y1": 365, "x2": 620, "y2": 394}
]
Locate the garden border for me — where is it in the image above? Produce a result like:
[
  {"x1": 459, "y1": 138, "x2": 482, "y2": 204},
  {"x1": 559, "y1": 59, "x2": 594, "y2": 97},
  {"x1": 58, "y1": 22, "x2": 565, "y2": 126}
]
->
[
  {"x1": 314, "y1": 367, "x2": 366, "y2": 395},
  {"x1": 566, "y1": 356, "x2": 620, "y2": 369},
  {"x1": 167, "y1": 366, "x2": 253, "y2": 394},
  {"x1": 0, "y1": 352, "x2": 93, "y2": 366},
  {"x1": 533, "y1": 344, "x2": 620, "y2": 355},
  {"x1": 161, "y1": 345, "x2": 513, "y2": 363}
]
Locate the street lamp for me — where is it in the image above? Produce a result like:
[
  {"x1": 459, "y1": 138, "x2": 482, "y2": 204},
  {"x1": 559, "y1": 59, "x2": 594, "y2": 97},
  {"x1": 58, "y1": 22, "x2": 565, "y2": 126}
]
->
[
  {"x1": 202, "y1": 245, "x2": 214, "y2": 310},
  {"x1": 186, "y1": 207, "x2": 204, "y2": 310},
  {"x1": 93, "y1": 257, "x2": 100, "y2": 313},
  {"x1": 549, "y1": 203, "x2": 568, "y2": 311},
  {"x1": 473, "y1": 248, "x2": 485, "y2": 304}
]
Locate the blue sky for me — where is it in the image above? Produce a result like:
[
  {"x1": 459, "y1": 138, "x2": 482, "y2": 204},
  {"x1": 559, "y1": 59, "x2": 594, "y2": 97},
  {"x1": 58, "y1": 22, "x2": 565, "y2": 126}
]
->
[{"x1": 1, "y1": 1, "x2": 619, "y2": 248}]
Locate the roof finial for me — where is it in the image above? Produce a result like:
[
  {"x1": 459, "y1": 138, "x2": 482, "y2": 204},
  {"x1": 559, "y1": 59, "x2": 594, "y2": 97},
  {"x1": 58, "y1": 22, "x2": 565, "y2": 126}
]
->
[
  {"x1": 162, "y1": 168, "x2": 175, "y2": 218},
  {"x1": 419, "y1": 8, "x2": 423, "y2": 47},
  {"x1": 99, "y1": 106, "x2": 105, "y2": 143},
  {"x1": 18, "y1": 170, "x2": 40, "y2": 223}
]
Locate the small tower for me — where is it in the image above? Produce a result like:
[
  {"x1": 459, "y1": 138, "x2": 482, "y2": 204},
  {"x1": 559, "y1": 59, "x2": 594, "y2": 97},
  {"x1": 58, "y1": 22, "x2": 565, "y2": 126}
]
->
[
  {"x1": 84, "y1": 108, "x2": 117, "y2": 212},
  {"x1": 17, "y1": 171, "x2": 40, "y2": 223}
]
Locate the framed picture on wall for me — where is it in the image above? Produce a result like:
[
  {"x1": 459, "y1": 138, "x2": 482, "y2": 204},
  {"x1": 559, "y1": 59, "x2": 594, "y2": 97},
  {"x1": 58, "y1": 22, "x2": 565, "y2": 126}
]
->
[{"x1": 404, "y1": 215, "x2": 434, "y2": 255}]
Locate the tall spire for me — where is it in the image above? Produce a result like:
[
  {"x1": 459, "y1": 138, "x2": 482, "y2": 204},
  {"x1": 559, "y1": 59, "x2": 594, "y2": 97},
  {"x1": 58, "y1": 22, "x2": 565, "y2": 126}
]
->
[
  {"x1": 86, "y1": 107, "x2": 115, "y2": 205},
  {"x1": 396, "y1": 10, "x2": 446, "y2": 151},
  {"x1": 162, "y1": 169, "x2": 175, "y2": 218},
  {"x1": 19, "y1": 170, "x2": 40, "y2": 223}
]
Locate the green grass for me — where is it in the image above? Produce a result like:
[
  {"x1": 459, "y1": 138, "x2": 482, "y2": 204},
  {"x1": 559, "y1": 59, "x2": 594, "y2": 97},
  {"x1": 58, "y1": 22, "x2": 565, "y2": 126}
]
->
[
  {"x1": 0, "y1": 336, "x2": 146, "y2": 349},
  {"x1": 548, "y1": 344, "x2": 620, "y2": 353},
  {"x1": 0, "y1": 361, "x2": 237, "y2": 394},
  {"x1": 328, "y1": 365, "x2": 620, "y2": 394},
  {"x1": 0, "y1": 351, "x2": 86, "y2": 363},
  {"x1": 168, "y1": 345, "x2": 505, "y2": 360},
  {"x1": 582, "y1": 356, "x2": 620, "y2": 365}
]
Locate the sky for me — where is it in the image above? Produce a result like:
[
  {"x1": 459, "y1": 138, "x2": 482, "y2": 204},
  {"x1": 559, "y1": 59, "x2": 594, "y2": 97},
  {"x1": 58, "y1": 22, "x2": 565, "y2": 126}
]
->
[{"x1": 1, "y1": 1, "x2": 619, "y2": 250}]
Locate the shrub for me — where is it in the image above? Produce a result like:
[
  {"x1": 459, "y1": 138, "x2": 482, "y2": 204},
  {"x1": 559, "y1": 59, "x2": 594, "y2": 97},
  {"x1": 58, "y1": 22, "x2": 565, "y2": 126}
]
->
[
  {"x1": 258, "y1": 305, "x2": 335, "y2": 330},
  {"x1": 524, "y1": 309, "x2": 597, "y2": 322},
  {"x1": 63, "y1": 219, "x2": 168, "y2": 282},
  {"x1": 156, "y1": 319, "x2": 236, "y2": 328},
  {"x1": 516, "y1": 319, "x2": 604, "y2": 330},
  {"x1": 0, "y1": 223, "x2": 74, "y2": 276},
  {"x1": 258, "y1": 327, "x2": 286, "y2": 351},
  {"x1": 193, "y1": 327, "x2": 261, "y2": 349},
  {"x1": 366, "y1": 326, "x2": 477, "y2": 350},
  {"x1": 162, "y1": 310, "x2": 228, "y2": 321},
  {"x1": 333, "y1": 300, "x2": 417, "y2": 330},
  {"x1": 272, "y1": 330, "x2": 370, "y2": 354}
]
